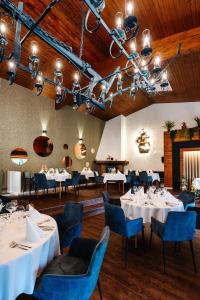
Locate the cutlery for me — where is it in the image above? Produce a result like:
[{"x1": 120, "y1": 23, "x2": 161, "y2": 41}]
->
[{"x1": 9, "y1": 241, "x2": 32, "y2": 250}]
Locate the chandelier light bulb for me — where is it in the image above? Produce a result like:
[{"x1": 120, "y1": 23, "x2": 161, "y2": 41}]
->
[
  {"x1": 142, "y1": 29, "x2": 151, "y2": 48},
  {"x1": 115, "y1": 12, "x2": 123, "y2": 29},
  {"x1": 8, "y1": 60, "x2": 16, "y2": 72},
  {"x1": 130, "y1": 37, "x2": 136, "y2": 52},
  {"x1": 110, "y1": 92, "x2": 113, "y2": 99},
  {"x1": 55, "y1": 58, "x2": 62, "y2": 71},
  {"x1": 73, "y1": 71, "x2": 80, "y2": 83},
  {"x1": 162, "y1": 71, "x2": 168, "y2": 81},
  {"x1": 118, "y1": 73, "x2": 122, "y2": 80},
  {"x1": 31, "y1": 42, "x2": 38, "y2": 56},
  {"x1": 56, "y1": 85, "x2": 62, "y2": 95},
  {"x1": 141, "y1": 59, "x2": 146, "y2": 67},
  {"x1": 36, "y1": 72, "x2": 44, "y2": 85},
  {"x1": 150, "y1": 78, "x2": 155, "y2": 85},
  {"x1": 126, "y1": 1, "x2": 134, "y2": 16},
  {"x1": 0, "y1": 23, "x2": 6, "y2": 34},
  {"x1": 154, "y1": 55, "x2": 160, "y2": 67},
  {"x1": 101, "y1": 84, "x2": 106, "y2": 91}
]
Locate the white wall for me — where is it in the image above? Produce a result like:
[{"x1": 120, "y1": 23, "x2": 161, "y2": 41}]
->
[
  {"x1": 96, "y1": 102, "x2": 200, "y2": 171},
  {"x1": 96, "y1": 115, "x2": 126, "y2": 160}
]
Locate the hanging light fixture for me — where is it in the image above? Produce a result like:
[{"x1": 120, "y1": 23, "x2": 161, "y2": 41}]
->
[
  {"x1": 54, "y1": 58, "x2": 63, "y2": 84},
  {"x1": 141, "y1": 29, "x2": 152, "y2": 57},
  {"x1": 7, "y1": 59, "x2": 16, "y2": 85},
  {"x1": 29, "y1": 41, "x2": 40, "y2": 77},
  {"x1": 0, "y1": 21, "x2": 7, "y2": 62},
  {"x1": 35, "y1": 72, "x2": 44, "y2": 96}
]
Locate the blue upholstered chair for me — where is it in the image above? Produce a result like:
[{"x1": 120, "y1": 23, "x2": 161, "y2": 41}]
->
[
  {"x1": 54, "y1": 203, "x2": 83, "y2": 253},
  {"x1": 102, "y1": 191, "x2": 121, "y2": 206},
  {"x1": 34, "y1": 173, "x2": 57, "y2": 196},
  {"x1": 177, "y1": 191, "x2": 195, "y2": 210},
  {"x1": 187, "y1": 207, "x2": 200, "y2": 229},
  {"x1": 150, "y1": 211, "x2": 197, "y2": 273},
  {"x1": 94, "y1": 171, "x2": 104, "y2": 185},
  {"x1": 104, "y1": 203, "x2": 144, "y2": 267},
  {"x1": 139, "y1": 171, "x2": 152, "y2": 186},
  {"x1": 31, "y1": 226, "x2": 110, "y2": 300},
  {"x1": 126, "y1": 171, "x2": 139, "y2": 188},
  {"x1": 63, "y1": 173, "x2": 81, "y2": 196}
]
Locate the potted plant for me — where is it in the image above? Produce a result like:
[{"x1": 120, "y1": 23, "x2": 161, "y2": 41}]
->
[
  {"x1": 194, "y1": 116, "x2": 200, "y2": 128},
  {"x1": 163, "y1": 120, "x2": 175, "y2": 132}
]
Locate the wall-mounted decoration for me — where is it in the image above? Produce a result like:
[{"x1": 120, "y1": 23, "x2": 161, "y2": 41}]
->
[
  {"x1": 136, "y1": 129, "x2": 150, "y2": 153},
  {"x1": 62, "y1": 156, "x2": 72, "y2": 168},
  {"x1": 10, "y1": 148, "x2": 28, "y2": 165},
  {"x1": 73, "y1": 142, "x2": 86, "y2": 160},
  {"x1": 91, "y1": 148, "x2": 95, "y2": 154},
  {"x1": 33, "y1": 136, "x2": 53, "y2": 157},
  {"x1": 63, "y1": 144, "x2": 69, "y2": 150}
]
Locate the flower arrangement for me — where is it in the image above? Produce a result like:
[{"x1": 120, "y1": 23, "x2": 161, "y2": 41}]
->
[{"x1": 163, "y1": 120, "x2": 175, "y2": 131}]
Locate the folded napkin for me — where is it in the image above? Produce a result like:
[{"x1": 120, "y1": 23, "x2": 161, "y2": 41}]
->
[
  {"x1": 0, "y1": 203, "x2": 4, "y2": 212},
  {"x1": 26, "y1": 217, "x2": 44, "y2": 243},
  {"x1": 29, "y1": 205, "x2": 43, "y2": 222}
]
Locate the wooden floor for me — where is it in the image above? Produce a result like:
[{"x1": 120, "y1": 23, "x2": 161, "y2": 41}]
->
[{"x1": 14, "y1": 185, "x2": 200, "y2": 299}]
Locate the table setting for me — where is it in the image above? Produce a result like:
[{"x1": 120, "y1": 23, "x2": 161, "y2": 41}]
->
[
  {"x1": 0, "y1": 202, "x2": 60, "y2": 300},
  {"x1": 120, "y1": 186, "x2": 184, "y2": 223}
]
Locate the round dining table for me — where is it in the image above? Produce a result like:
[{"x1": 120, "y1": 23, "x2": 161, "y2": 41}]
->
[
  {"x1": 46, "y1": 173, "x2": 72, "y2": 199},
  {"x1": 0, "y1": 214, "x2": 60, "y2": 300},
  {"x1": 120, "y1": 190, "x2": 184, "y2": 223}
]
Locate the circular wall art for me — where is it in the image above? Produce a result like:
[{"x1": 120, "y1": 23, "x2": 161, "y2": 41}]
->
[
  {"x1": 33, "y1": 136, "x2": 53, "y2": 157},
  {"x1": 73, "y1": 143, "x2": 86, "y2": 160},
  {"x1": 10, "y1": 148, "x2": 28, "y2": 165}
]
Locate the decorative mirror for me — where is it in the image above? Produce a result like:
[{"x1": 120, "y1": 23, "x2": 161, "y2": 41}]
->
[
  {"x1": 33, "y1": 136, "x2": 53, "y2": 157},
  {"x1": 62, "y1": 156, "x2": 72, "y2": 168},
  {"x1": 63, "y1": 144, "x2": 69, "y2": 150},
  {"x1": 10, "y1": 148, "x2": 28, "y2": 165},
  {"x1": 73, "y1": 142, "x2": 86, "y2": 160}
]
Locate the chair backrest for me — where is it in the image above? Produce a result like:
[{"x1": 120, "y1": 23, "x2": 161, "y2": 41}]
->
[
  {"x1": 63, "y1": 202, "x2": 84, "y2": 226},
  {"x1": 177, "y1": 191, "x2": 195, "y2": 208},
  {"x1": 34, "y1": 173, "x2": 47, "y2": 189},
  {"x1": 104, "y1": 203, "x2": 127, "y2": 236},
  {"x1": 187, "y1": 207, "x2": 200, "y2": 229},
  {"x1": 139, "y1": 171, "x2": 148, "y2": 182},
  {"x1": 72, "y1": 173, "x2": 81, "y2": 185},
  {"x1": 102, "y1": 191, "x2": 109, "y2": 204},
  {"x1": 163, "y1": 211, "x2": 196, "y2": 241}
]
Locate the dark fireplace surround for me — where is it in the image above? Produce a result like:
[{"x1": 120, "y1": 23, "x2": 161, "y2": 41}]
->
[{"x1": 172, "y1": 140, "x2": 200, "y2": 189}]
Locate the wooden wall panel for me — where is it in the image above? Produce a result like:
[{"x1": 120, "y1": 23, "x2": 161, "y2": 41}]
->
[{"x1": 164, "y1": 132, "x2": 173, "y2": 188}]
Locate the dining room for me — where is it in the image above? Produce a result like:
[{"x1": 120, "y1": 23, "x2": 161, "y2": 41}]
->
[{"x1": 0, "y1": 0, "x2": 200, "y2": 300}]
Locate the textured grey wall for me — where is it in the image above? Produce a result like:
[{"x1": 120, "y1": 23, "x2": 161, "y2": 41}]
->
[{"x1": 0, "y1": 79, "x2": 105, "y2": 173}]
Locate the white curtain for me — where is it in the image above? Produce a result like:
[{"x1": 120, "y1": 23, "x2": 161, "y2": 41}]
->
[{"x1": 183, "y1": 151, "x2": 200, "y2": 183}]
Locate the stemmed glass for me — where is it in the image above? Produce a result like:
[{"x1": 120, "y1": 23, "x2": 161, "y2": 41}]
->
[{"x1": 5, "y1": 200, "x2": 18, "y2": 222}]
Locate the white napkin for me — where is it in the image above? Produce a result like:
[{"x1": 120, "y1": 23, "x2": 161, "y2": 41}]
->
[
  {"x1": 29, "y1": 205, "x2": 43, "y2": 222},
  {"x1": 117, "y1": 170, "x2": 122, "y2": 174},
  {"x1": 0, "y1": 203, "x2": 4, "y2": 212},
  {"x1": 26, "y1": 217, "x2": 44, "y2": 243}
]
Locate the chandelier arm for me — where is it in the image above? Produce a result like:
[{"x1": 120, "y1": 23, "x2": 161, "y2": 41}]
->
[
  {"x1": 109, "y1": 40, "x2": 123, "y2": 59},
  {"x1": 85, "y1": 9, "x2": 101, "y2": 33}
]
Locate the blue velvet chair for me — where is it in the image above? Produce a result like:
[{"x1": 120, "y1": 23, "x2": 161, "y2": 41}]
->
[
  {"x1": 126, "y1": 171, "x2": 139, "y2": 188},
  {"x1": 187, "y1": 207, "x2": 200, "y2": 229},
  {"x1": 63, "y1": 173, "x2": 81, "y2": 196},
  {"x1": 104, "y1": 202, "x2": 144, "y2": 267},
  {"x1": 150, "y1": 211, "x2": 197, "y2": 273},
  {"x1": 31, "y1": 226, "x2": 110, "y2": 300},
  {"x1": 102, "y1": 191, "x2": 120, "y2": 206},
  {"x1": 54, "y1": 203, "x2": 83, "y2": 253},
  {"x1": 177, "y1": 191, "x2": 195, "y2": 210},
  {"x1": 34, "y1": 173, "x2": 57, "y2": 196},
  {"x1": 94, "y1": 171, "x2": 104, "y2": 185},
  {"x1": 139, "y1": 171, "x2": 152, "y2": 186}
]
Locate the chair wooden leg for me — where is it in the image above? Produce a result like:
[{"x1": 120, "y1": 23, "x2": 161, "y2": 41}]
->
[
  {"x1": 149, "y1": 227, "x2": 153, "y2": 248},
  {"x1": 124, "y1": 237, "x2": 129, "y2": 268},
  {"x1": 162, "y1": 241, "x2": 166, "y2": 274},
  {"x1": 97, "y1": 278, "x2": 103, "y2": 300},
  {"x1": 189, "y1": 240, "x2": 197, "y2": 273}
]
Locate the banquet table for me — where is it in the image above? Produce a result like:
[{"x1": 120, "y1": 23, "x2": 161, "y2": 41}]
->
[
  {"x1": 46, "y1": 173, "x2": 72, "y2": 199},
  {"x1": 120, "y1": 189, "x2": 184, "y2": 223},
  {"x1": 103, "y1": 173, "x2": 127, "y2": 193},
  {"x1": 193, "y1": 178, "x2": 200, "y2": 190},
  {"x1": 81, "y1": 170, "x2": 94, "y2": 180},
  {"x1": 0, "y1": 214, "x2": 60, "y2": 300}
]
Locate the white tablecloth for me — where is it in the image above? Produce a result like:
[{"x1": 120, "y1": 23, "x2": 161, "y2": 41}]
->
[
  {"x1": 81, "y1": 171, "x2": 94, "y2": 180},
  {"x1": 120, "y1": 190, "x2": 184, "y2": 223},
  {"x1": 0, "y1": 214, "x2": 60, "y2": 300},
  {"x1": 46, "y1": 173, "x2": 71, "y2": 181},
  {"x1": 103, "y1": 173, "x2": 127, "y2": 183},
  {"x1": 193, "y1": 178, "x2": 200, "y2": 190}
]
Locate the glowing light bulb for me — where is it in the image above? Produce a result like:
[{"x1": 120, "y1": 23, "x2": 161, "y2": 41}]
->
[
  {"x1": 8, "y1": 60, "x2": 16, "y2": 72},
  {"x1": 118, "y1": 73, "x2": 122, "y2": 80},
  {"x1": 154, "y1": 55, "x2": 160, "y2": 67},
  {"x1": 130, "y1": 37, "x2": 136, "y2": 52},
  {"x1": 101, "y1": 84, "x2": 106, "y2": 91},
  {"x1": 74, "y1": 71, "x2": 80, "y2": 83},
  {"x1": 31, "y1": 42, "x2": 38, "y2": 56},
  {"x1": 150, "y1": 78, "x2": 155, "y2": 85},
  {"x1": 0, "y1": 23, "x2": 6, "y2": 34},
  {"x1": 110, "y1": 92, "x2": 113, "y2": 98},
  {"x1": 142, "y1": 29, "x2": 151, "y2": 48},
  {"x1": 115, "y1": 12, "x2": 123, "y2": 29},
  {"x1": 55, "y1": 59, "x2": 62, "y2": 71},
  {"x1": 134, "y1": 67, "x2": 139, "y2": 73},
  {"x1": 162, "y1": 71, "x2": 168, "y2": 81},
  {"x1": 141, "y1": 59, "x2": 146, "y2": 67},
  {"x1": 126, "y1": 1, "x2": 134, "y2": 16}
]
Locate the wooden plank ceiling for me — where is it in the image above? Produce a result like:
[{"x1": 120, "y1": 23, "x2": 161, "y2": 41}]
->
[{"x1": 0, "y1": 0, "x2": 200, "y2": 120}]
